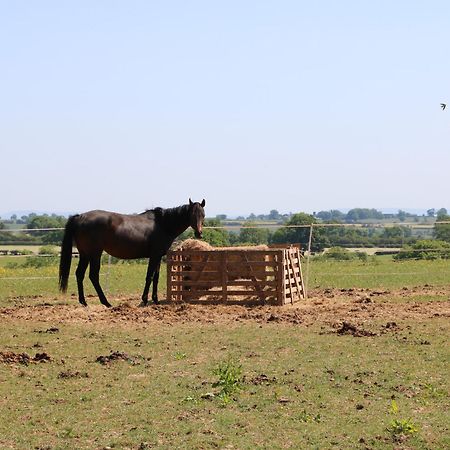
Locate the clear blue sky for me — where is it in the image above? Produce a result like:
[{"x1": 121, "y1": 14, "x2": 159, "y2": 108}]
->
[{"x1": 1, "y1": 1, "x2": 449, "y2": 217}]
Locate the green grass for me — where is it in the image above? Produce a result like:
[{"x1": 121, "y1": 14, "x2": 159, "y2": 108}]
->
[
  {"x1": 1, "y1": 255, "x2": 450, "y2": 302},
  {"x1": 308, "y1": 255, "x2": 450, "y2": 290},
  {"x1": 0, "y1": 254, "x2": 449, "y2": 448},
  {"x1": 0, "y1": 260, "x2": 167, "y2": 304},
  {"x1": 0, "y1": 319, "x2": 448, "y2": 449}
]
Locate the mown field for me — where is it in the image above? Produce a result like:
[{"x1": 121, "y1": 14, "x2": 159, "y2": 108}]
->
[{"x1": 0, "y1": 256, "x2": 449, "y2": 449}]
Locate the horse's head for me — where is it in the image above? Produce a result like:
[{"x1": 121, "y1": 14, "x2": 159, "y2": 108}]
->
[{"x1": 188, "y1": 198, "x2": 206, "y2": 238}]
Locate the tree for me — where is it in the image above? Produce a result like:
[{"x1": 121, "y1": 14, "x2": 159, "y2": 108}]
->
[
  {"x1": 382, "y1": 226, "x2": 411, "y2": 239},
  {"x1": 434, "y1": 214, "x2": 450, "y2": 242},
  {"x1": 345, "y1": 208, "x2": 384, "y2": 222},
  {"x1": 316, "y1": 210, "x2": 345, "y2": 222},
  {"x1": 238, "y1": 222, "x2": 270, "y2": 245},
  {"x1": 27, "y1": 214, "x2": 67, "y2": 244},
  {"x1": 427, "y1": 208, "x2": 435, "y2": 217},
  {"x1": 270, "y1": 213, "x2": 327, "y2": 251},
  {"x1": 268, "y1": 210, "x2": 281, "y2": 221},
  {"x1": 436, "y1": 208, "x2": 448, "y2": 220},
  {"x1": 394, "y1": 239, "x2": 450, "y2": 260},
  {"x1": 397, "y1": 210, "x2": 407, "y2": 222}
]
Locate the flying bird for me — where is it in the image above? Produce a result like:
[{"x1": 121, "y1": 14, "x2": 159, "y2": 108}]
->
[{"x1": 441, "y1": 103, "x2": 446, "y2": 110}]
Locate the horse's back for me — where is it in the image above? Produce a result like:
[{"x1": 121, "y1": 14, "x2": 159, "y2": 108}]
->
[{"x1": 72, "y1": 210, "x2": 156, "y2": 258}]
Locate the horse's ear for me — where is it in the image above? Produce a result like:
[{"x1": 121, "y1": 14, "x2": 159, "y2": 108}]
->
[
  {"x1": 189, "y1": 198, "x2": 193, "y2": 206},
  {"x1": 201, "y1": 199, "x2": 206, "y2": 207}
]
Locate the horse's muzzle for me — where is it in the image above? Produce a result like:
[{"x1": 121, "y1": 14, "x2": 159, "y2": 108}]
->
[{"x1": 194, "y1": 230, "x2": 202, "y2": 239}]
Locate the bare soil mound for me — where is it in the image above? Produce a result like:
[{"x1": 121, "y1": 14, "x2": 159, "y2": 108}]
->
[
  {"x1": 0, "y1": 351, "x2": 52, "y2": 365},
  {"x1": 0, "y1": 286, "x2": 448, "y2": 331}
]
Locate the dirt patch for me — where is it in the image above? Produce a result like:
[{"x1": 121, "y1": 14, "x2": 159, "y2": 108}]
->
[
  {"x1": 95, "y1": 351, "x2": 140, "y2": 365},
  {"x1": 58, "y1": 369, "x2": 89, "y2": 379},
  {"x1": 0, "y1": 286, "x2": 449, "y2": 330},
  {"x1": 247, "y1": 373, "x2": 278, "y2": 385},
  {"x1": 0, "y1": 351, "x2": 52, "y2": 365},
  {"x1": 335, "y1": 322, "x2": 377, "y2": 337}
]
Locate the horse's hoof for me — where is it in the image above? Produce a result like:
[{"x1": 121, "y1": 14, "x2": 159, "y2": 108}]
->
[
  {"x1": 79, "y1": 300, "x2": 88, "y2": 307},
  {"x1": 153, "y1": 298, "x2": 159, "y2": 305},
  {"x1": 101, "y1": 301, "x2": 112, "y2": 308},
  {"x1": 139, "y1": 301, "x2": 148, "y2": 307}
]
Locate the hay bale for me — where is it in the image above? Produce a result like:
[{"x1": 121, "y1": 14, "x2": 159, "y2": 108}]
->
[
  {"x1": 172, "y1": 239, "x2": 268, "y2": 252},
  {"x1": 172, "y1": 238, "x2": 213, "y2": 252}
]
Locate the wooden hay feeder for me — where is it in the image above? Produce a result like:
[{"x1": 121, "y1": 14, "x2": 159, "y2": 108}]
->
[{"x1": 166, "y1": 246, "x2": 305, "y2": 305}]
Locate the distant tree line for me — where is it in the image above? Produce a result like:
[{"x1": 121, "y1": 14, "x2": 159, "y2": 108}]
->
[
  {"x1": 314, "y1": 207, "x2": 449, "y2": 223},
  {"x1": 1, "y1": 209, "x2": 449, "y2": 250},
  {"x1": 215, "y1": 207, "x2": 449, "y2": 224},
  {"x1": 181, "y1": 214, "x2": 449, "y2": 252},
  {"x1": 0, "y1": 213, "x2": 66, "y2": 244}
]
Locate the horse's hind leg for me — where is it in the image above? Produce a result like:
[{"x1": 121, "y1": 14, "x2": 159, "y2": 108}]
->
[
  {"x1": 75, "y1": 254, "x2": 89, "y2": 306},
  {"x1": 140, "y1": 257, "x2": 161, "y2": 306},
  {"x1": 89, "y1": 254, "x2": 112, "y2": 308}
]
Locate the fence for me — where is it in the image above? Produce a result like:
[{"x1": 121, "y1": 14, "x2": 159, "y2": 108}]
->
[
  {"x1": 166, "y1": 246, "x2": 305, "y2": 305},
  {"x1": 1, "y1": 222, "x2": 449, "y2": 300}
]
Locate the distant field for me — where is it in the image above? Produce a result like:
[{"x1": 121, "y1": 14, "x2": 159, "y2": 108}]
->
[
  {"x1": 0, "y1": 245, "x2": 53, "y2": 255},
  {"x1": 0, "y1": 223, "x2": 27, "y2": 230}
]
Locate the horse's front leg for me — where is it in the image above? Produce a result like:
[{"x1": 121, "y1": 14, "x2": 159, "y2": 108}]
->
[
  {"x1": 151, "y1": 260, "x2": 161, "y2": 304},
  {"x1": 140, "y1": 257, "x2": 161, "y2": 306}
]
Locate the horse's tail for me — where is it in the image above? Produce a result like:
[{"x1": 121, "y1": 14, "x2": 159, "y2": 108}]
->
[{"x1": 59, "y1": 215, "x2": 78, "y2": 293}]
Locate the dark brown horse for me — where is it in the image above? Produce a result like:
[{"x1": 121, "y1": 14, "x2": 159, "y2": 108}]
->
[{"x1": 59, "y1": 199, "x2": 205, "y2": 307}]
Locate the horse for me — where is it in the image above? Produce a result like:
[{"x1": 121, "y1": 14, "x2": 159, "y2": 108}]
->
[{"x1": 58, "y1": 199, "x2": 206, "y2": 307}]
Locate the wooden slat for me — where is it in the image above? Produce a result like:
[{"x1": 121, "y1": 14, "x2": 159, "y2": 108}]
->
[
  {"x1": 169, "y1": 261, "x2": 221, "y2": 268},
  {"x1": 169, "y1": 270, "x2": 220, "y2": 277},
  {"x1": 181, "y1": 290, "x2": 277, "y2": 298},
  {"x1": 168, "y1": 249, "x2": 282, "y2": 256},
  {"x1": 226, "y1": 261, "x2": 278, "y2": 268},
  {"x1": 277, "y1": 254, "x2": 284, "y2": 305},
  {"x1": 221, "y1": 252, "x2": 227, "y2": 301},
  {"x1": 168, "y1": 270, "x2": 276, "y2": 278},
  {"x1": 171, "y1": 279, "x2": 277, "y2": 287},
  {"x1": 226, "y1": 280, "x2": 278, "y2": 287},
  {"x1": 171, "y1": 280, "x2": 220, "y2": 287},
  {"x1": 285, "y1": 267, "x2": 300, "y2": 276},
  {"x1": 168, "y1": 260, "x2": 279, "y2": 268},
  {"x1": 288, "y1": 250, "x2": 302, "y2": 302},
  {"x1": 297, "y1": 249, "x2": 306, "y2": 299},
  {"x1": 285, "y1": 286, "x2": 303, "y2": 295},
  {"x1": 170, "y1": 282, "x2": 278, "y2": 288},
  {"x1": 285, "y1": 250, "x2": 294, "y2": 304}
]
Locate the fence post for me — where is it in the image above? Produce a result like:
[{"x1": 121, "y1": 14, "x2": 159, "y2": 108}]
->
[{"x1": 305, "y1": 224, "x2": 314, "y2": 298}]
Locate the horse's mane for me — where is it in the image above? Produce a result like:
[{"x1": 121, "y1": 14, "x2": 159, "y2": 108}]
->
[{"x1": 141, "y1": 205, "x2": 190, "y2": 223}]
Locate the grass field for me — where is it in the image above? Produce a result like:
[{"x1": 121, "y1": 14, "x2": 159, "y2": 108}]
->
[
  {"x1": 0, "y1": 255, "x2": 449, "y2": 302},
  {"x1": 0, "y1": 255, "x2": 449, "y2": 449},
  {"x1": 308, "y1": 256, "x2": 450, "y2": 290}
]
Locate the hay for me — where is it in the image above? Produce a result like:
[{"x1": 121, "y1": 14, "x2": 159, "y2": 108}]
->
[
  {"x1": 172, "y1": 239, "x2": 268, "y2": 252},
  {"x1": 172, "y1": 239, "x2": 212, "y2": 251}
]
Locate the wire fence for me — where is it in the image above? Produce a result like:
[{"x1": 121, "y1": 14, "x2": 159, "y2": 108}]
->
[{"x1": 1, "y1": 222, "x2": 449, "y2": 297}]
